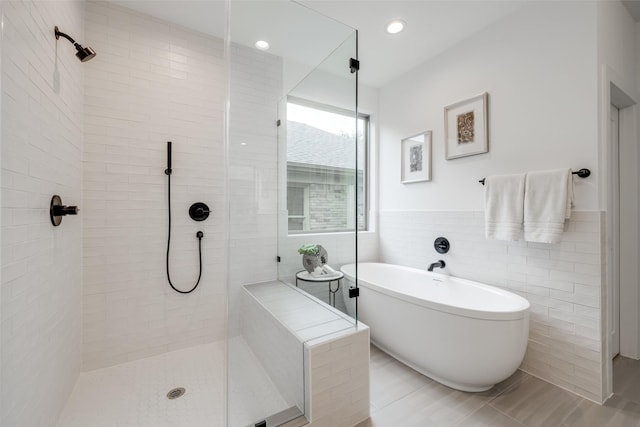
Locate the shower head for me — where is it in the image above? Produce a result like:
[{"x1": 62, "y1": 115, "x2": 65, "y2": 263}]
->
[
  {"x1": 76, "y1": 46, "x2": 96, "y2": 62},
  {"x1": 55, "y1": 26, "x2": 96, "y2": 62}
]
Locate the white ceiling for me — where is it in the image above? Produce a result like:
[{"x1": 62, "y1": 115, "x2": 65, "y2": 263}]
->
[
  {"x1": 111, "y1": 1, "x2": 226, "y2": 38},
  {"x1": 300, "y1": 1, "x2": 525, "y2": 87},
  {"x1": 110, "y1": 1, "x2": 527, "y2": 88}
]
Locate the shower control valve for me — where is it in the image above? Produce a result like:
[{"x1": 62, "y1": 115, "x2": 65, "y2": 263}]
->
[
  {"x1": 50, "y1": 195, "x2": 79, "y2": 226},
  {"x1": 434, "y1": 237, "x2": 450, "y2": 254},
  {"x1": 189, "y1": 202, "x2": 211, "y2": 222}
]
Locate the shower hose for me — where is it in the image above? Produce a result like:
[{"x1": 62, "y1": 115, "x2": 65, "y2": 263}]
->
[{"x1": 165, "y1": 171, "x2": 203, "y2": 294}]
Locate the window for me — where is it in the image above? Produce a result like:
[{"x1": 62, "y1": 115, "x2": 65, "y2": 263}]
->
[{"x1": 286, "y1": 98, "x2": 368, "y2": 233}]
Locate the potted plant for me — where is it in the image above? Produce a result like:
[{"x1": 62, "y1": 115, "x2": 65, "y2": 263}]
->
[{"x1": 298, "y1": 244, "x2": 328, "y2": 273}]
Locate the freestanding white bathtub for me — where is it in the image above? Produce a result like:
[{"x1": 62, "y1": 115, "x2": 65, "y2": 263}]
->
[{"x1": 340, "y1": 262, "x2": 530, "y2": 392}]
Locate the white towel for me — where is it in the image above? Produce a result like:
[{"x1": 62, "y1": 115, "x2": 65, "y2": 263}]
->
[
  {"x1": 524, "y1": 168, "x2": 574, "y2": 244},
  {"x1": 484, "y1": 173, "x2": 526, "y2": 241},
  {"x1": 322, "y1": 264, "x2": 339, "y2": 276},
  {"x1": 310, "y1": 264, "x2": 341, "y2": 278}
]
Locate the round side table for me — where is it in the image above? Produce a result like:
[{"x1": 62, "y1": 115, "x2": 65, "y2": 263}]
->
[{"x1": 295, "y1": 270, "x2": 344, "y2": 307}]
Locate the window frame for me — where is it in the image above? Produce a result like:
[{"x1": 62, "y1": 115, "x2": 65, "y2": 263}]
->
[
  {"x1": 287, "y1": 182, "x2": 310, "y2": 231},
  {"x1": 286, "y1": 96, "x2": 370, "y2": 235}
]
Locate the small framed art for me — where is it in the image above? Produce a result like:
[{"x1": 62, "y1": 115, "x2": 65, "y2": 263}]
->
[
  {"x1": 401, "y1": 131, "x2": 432, "y2": 184},
  {"x1": 444, "y1": 92, "x2": 488, "y2": 160}
]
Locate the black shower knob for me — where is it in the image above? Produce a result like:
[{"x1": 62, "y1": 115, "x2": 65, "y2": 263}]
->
[
  {"x1": 434, "y1": 237, "x2": 450, "y2": 254},
  {"x1": 189, "y1": 202, "x2": 210, "y2": 221}
]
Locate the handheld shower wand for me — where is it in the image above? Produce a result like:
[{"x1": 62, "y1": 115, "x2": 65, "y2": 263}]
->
[
  {"x1": 165, "y1": 141, "x2": 172, "y2": 175},
  {"x1": 165, "y1": 141, "x2": 204, "y2": 294}
]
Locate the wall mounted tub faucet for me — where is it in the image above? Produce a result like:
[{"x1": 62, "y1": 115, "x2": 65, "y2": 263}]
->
[{"x1": 428, "y1": 260, "x2": 446, "y2": 272}]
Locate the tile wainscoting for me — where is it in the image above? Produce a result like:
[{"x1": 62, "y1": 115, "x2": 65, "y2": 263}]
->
[{"x1": 378, "y1": 210, "x2": 605, "y2": 402}]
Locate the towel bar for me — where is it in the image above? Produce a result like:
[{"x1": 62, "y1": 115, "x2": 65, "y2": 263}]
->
[{"x1": 479, "y1": 168, "x2": 590, "y2": 185}]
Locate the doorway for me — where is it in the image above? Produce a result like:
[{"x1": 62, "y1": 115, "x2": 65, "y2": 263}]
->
[
  {"x1": 607, "y1": 79, "x2": 639, "y2": 403},
  {"x1": 609, "y1": 103, "x2": 620, "y2": 360}
]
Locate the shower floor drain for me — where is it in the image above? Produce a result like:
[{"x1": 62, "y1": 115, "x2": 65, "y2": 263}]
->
[{"x1": 166, "y1": 387, "x2": 186, "y2": 400}]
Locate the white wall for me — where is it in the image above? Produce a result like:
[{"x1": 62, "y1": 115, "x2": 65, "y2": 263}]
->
[
  {"x1": 599, "y1": 2, "x2": 640, "y2": 364},
  {"x1": 377, "y1": 1, "x2": 610, "y2": 402},
  {"x1": 598, "y1": 1, "x2": 637, "y2": 90},
  {"x1": 596, "y1": 0, "x2": 639, "y2": 396},
  {"x1": 1, "y1": 1, "x2": 84, "y2": 424},
  {"x1": 82, "y1": 2, "x2": 227, "y2": 370},
  {"x1": 379, "y1": 1, "x2": 598, "y2": 212}
]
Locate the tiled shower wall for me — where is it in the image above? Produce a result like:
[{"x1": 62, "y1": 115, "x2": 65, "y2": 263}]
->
[
  {"x1": 379, "y1": 210, "x2": 605, "y2": 402},
  {"x1": 82, "y1": 2, "x2": 226, "y2": 370},
  {"x1": 1, "y1": 1, "x2": 84, "y2": 424},
  {"x1": 227, "y1": 43, "x2": 282, "y2": 334}
]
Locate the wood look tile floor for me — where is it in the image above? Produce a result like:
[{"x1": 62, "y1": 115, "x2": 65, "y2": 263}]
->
[{"x1": 356, "y1": 346, "x2": 640, "y2": 427}]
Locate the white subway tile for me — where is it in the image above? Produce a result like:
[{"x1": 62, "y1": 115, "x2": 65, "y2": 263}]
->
[
  {"x1": 2, "y1": 2, "x2": 84, "y2": 425},
  {"x1": 379, "y1": 209, "x2": 605, "y2": 402},
  {"x1": 81, "y1": 1, "x2": 230, "y2": 369}
]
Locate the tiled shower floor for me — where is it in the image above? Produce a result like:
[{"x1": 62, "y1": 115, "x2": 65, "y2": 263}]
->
[
  {"x1": 57, "y1": 342, "x2": 226, "y2": 427},
  {"x1": 55, "y1": 338, "x2": 640, "y2": 427},
  {"x1": 57, "y1": 338, "x2": 288, "y2": 427}
]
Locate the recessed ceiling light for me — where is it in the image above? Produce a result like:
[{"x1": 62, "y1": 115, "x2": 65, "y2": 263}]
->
[
  {"x1": 255, "y1": 40, "x2": 270, "y2": 51},
  {"x1": 386, "y1": 20, "x2": 406, "y2": 35}
]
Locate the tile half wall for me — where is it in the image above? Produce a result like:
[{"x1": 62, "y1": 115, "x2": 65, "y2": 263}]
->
[{"x1": 378, "y1": 210, "x2": 605, "y2": 402}]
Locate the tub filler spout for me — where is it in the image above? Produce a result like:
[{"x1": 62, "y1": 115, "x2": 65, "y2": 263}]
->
[{"x1": 427, "y1": 260, "x2": 446, "y2": 272}]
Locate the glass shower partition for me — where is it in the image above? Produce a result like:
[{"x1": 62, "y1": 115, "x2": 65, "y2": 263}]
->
[
  {"x1": 227, "y1": 2, "x2": 358, "y2": 426},
  {"x1": 277, "y1": 32, "x2": 360, "y2": 323}
]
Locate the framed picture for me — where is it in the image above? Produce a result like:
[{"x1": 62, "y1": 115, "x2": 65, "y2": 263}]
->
[
  {"x1": 401, "y1": 131, "x2": 432, "y2": 184},
  {"x1": 444, "y1": 92, "x2": 488, "y2": 160}
]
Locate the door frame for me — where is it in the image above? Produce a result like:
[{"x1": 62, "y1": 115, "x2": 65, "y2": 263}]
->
[
  {"x1": 601, "y1": 65, "x2": 639, "y2": 401},
  {"x1": 609, "y1": 103, "x2": 620, "y2": 360}
]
